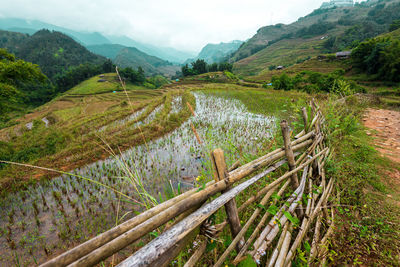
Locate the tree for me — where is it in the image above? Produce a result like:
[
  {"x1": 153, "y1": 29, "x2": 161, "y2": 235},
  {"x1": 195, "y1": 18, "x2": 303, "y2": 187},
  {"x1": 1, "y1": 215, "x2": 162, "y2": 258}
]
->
[
  {"x1": 0, "y1": 49, "x2": 48, "y2": 118},
  {"x1": 191, "y1": 59, "x2": 207, "y2": 74},
  {"x1": 209, "y1": 63, "x2": 218, "y2": 72}
]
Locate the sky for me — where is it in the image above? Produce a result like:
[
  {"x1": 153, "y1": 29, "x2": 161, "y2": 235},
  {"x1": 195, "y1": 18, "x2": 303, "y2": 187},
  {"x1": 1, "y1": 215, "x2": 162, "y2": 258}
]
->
[{"x1": 0, "y1": 0, "x2": 363, "y2": 52}]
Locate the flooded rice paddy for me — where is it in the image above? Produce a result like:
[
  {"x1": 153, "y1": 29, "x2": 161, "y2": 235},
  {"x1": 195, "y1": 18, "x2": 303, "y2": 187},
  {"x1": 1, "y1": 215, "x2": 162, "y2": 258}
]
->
[{"x1": 0, "y1": 90, "x2": 290, "y2": 265}]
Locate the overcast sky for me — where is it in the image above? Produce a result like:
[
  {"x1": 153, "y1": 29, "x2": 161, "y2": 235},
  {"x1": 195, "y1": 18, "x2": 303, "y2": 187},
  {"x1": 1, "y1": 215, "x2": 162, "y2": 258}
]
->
[{"x1": 0, "y1": 0, "x2": 364, "y2": 52}]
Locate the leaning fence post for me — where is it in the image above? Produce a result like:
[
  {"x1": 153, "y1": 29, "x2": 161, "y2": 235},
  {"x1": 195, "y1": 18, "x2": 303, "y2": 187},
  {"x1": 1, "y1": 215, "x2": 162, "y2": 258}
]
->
[
  {"x1": 280, "y1": 121, "x2": 300, "y2": 189},
  {"x1": 281, "y1": 121, "x2": 304, "y2": 218},
  {"x1": 211, "y1": 148, "x2": 244, "y2": 252}
]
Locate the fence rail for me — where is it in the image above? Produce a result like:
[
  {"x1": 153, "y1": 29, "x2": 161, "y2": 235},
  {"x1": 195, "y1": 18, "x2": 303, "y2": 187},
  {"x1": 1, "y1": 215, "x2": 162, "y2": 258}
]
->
[{"x1": 42, "y1": 99, "x2": 334, "y2": 267}]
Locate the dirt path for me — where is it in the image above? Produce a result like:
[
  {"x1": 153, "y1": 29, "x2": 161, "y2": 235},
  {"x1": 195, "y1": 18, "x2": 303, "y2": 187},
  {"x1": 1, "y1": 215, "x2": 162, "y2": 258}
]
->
[
  {"x1": 363, "y1": 108, "x2": 400, "y2": 164},
  {"x1": 363, "y1": 108, "x2": 400, "y2": 207}
]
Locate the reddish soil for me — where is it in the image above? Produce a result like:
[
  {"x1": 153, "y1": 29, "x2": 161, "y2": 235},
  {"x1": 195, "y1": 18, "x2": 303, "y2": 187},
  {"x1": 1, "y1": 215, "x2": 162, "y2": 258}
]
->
[{"x1": 363, "y1": 108, "x2": 400, "y2": 164}]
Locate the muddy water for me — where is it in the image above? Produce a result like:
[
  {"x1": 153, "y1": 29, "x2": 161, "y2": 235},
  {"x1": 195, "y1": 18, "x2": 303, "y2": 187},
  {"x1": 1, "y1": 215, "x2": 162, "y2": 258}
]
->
[{"x1": 0, "y1": 91, "x2": 277, "y2": 265}]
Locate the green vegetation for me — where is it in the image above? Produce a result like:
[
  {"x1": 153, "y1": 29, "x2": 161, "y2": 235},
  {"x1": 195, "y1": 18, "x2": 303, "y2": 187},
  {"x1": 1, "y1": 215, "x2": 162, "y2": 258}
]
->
[
  {"x1": 181, "y1": 59, "x2": 233, "y2": 76},
  {"x1": 0, "y1": 49, "x2": 50, "y2": 123},
  {"x1": 269, "y1": 70, "x2": 365, "y2": 95},
  {"x1": 0, "y1": 29, "x2": 106, "y2": 80},
  {"x1": 322, "y1": 97, "x2": 400, "y2": 265},
  {"x1": 352, "y1": 36, "x2": 400, "y2": 82}
]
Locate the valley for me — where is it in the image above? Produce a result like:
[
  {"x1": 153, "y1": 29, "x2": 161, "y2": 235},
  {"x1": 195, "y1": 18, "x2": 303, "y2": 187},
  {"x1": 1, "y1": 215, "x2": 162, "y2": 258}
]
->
[{"x1": 1, "y1": 0, "x2": 400, "y2": 266}]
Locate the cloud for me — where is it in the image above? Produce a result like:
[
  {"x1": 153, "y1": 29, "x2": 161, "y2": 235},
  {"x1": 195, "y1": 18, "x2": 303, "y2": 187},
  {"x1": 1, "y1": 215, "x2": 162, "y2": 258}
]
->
[{"x1": 0, "y1": 0, "x2": 361, "y2": 51}]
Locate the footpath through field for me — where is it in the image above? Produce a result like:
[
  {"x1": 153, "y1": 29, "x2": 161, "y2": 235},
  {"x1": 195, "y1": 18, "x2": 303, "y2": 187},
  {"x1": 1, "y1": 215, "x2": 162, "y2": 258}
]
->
[{"x1": 363, "y1": 108, "x2": 400, "y2": 206}]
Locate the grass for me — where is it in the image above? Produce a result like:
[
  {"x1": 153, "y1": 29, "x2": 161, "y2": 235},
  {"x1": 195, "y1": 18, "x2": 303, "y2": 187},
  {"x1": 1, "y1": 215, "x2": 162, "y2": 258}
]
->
[
  {"x1": 0, "y1": 73, "x2": 194, "y2": 192},
  {"x1": 233, "y1": 37, "x2": 326, "y2": 77},
  {"x1": 319, "y1": 95, "x2": 400, "y2": 265}
]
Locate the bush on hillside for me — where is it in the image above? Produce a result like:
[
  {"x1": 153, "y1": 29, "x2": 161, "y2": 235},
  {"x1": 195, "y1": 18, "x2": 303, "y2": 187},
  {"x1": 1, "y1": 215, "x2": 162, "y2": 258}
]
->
[
  {"x1": 270, "y1": 70, "x2": 364, "y2": 95},
  {"x1": 352, "y1": 37, "x2": 400, "y2": 82}
]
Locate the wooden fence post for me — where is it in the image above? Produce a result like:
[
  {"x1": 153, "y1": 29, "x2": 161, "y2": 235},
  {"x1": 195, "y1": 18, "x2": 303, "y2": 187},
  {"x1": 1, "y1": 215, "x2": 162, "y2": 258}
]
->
[
  {"x1": 280, "y1": 121, "x2": 300, "y2": 189},
  {"x1": 211, "y1": 149, "x2": 244, "y2": 252}
]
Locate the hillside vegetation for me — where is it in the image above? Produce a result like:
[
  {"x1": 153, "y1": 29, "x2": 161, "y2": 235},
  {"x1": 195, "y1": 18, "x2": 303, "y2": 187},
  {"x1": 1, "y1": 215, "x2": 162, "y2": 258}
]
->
[
  {"x1": 233, "y1": 0, "x2": 400, "y2": 77},
  {"x1": 0, "y1": 29, "x2": 105, "y2": 80}
]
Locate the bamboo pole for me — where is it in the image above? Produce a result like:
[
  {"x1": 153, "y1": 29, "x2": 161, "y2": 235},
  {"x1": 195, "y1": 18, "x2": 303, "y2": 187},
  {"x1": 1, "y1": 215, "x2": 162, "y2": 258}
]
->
[
  {"x1": 274, "y1": 224, "x2": 293, "y2": 267},
  {"x1": 118, "y1": 150, "x2": 327, "y2": 267},
  {"x1": 40, "y1": 181, "x2": 213, "y2": 267},
  {"x1": 281, "y1": 120, "x2": 299, "y2": 189},
  {"x1": 213, "y1": 181, "x2": 281, "y2": 267},
  {"x1": 237, "y1": 152, "x2": 300, "y2": 214},
  {"x1": 267, "y1": 222, "x2": 289, "y2": 267},
  {"x1": 284, "y1": 178, "x2": 334, "y2": 266},
  {"x1": 117, "y1": 157, "x2": 291, "y2": 267},
  {"x1": 233, "y1": 180, "x2": 291, "y2": 265},
  {"x1": 253, "y1": 165, "x2": 309, "y2": 261},
  {"x1": 67, "y1": 143, "x2": 311, "y2": 267},
  {"x1": 211, "y1": 149, "x2": 243, "y2": 252}
]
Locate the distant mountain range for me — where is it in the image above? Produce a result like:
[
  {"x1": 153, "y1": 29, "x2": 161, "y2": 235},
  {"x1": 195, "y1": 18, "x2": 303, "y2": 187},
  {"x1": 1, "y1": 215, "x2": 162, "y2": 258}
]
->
[
  {"x1": 185, "y1": 40, "x2": 244, "y2": 64},
  {"x1": 0, "y1": 18, "x2": 195, "y2": 63},
  {"x1": 87, "y1": 44, "x2": 180, "y2": 76}
]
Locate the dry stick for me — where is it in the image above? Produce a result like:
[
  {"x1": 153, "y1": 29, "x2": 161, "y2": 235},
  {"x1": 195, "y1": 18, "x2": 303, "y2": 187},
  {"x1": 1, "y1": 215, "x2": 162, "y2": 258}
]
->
[
  {"x1": 274, "y1": 223, "x2": 293, "y2": 267},
  {"x1": 284, "y1": 178, "x2": 334, "y2": 266},
  {"x1": 253, "y1": 164, "x2": 309, "y2": 262},
  {"x1": 211, "y1": 149, "x2": 243, "y2": 252},
  {"x1": 317, "y1": 208, "x2": 335, "y2": 266},
  {"x1": 267, "y1": 222, "x2": 289, "y2": 267},
  {"x1": 117, "y1": 158, "x2": 290, "y2": 267},
  {"x1": 233, "y1": 180, "x2": 291, "y2": 265},
  {"x1": 118, "y1": 150, "x2": 327, "y2": 267},
  {"x1": 228, "y1": 159, "x2": 241, "y2": 172},
  {"x1": 308, "y1": 213, "x2": 323, "y2": 264},
  {"x1": 44, "y1": 139, "x2": 312, "y2": 267},
  {"x1": 183, "y1": 238, "x2": 207, "y2": 267},
  {"x1": 213, "y1": 181, "x2": 281, "y2": 267}
]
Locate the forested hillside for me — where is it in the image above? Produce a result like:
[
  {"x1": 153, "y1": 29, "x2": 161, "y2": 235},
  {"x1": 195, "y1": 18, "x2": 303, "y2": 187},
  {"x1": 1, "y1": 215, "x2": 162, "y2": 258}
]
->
[
  {"x1": 0, "y1": 29, "x2": 106, "y2": 80},
  {"x1": 232, "y1": 0, "x2": 400, "y2": 76}
]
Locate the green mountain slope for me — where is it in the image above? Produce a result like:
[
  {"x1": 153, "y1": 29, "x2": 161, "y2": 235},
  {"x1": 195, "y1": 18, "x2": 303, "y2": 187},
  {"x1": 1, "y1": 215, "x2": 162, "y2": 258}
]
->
[
  {"x1": 87, "y1": 44, "x2": 180, "y2": 76},
  {"x1": 87, "y1": 44, "x2": 126, "y2": 60},
  {"x1": 0, "y1": 29, "x2": 105, "y2": 79},
  {"x1": 233, "y1": 0, "x2": 400, "y2": 77},
  {"x1": 106, "y1": 35, "x2": 196, "y2": 63},
  {"x1": 186, "y1": 40, "x2": 243, "y2": 64},
  {"x1": 114, "y1": 47, "x2": 179, "y2": 76}
]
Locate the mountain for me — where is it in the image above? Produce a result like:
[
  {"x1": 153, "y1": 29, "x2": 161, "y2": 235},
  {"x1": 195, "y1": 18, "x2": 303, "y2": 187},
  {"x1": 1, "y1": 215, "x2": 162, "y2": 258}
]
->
[
  {"x1": 106, "y1": 35, "x2": 196, "y2": 63},
  {"x1": 114, "y1": 47, "x2": 180, "y2": 76},
  {"x1": 0, "y1": 29, "x2": 105, "y2": 79},
  {"x1": 186, "y1": 40, "x2": 243, "y2": 64},
  {"x1": 87, "y1": 44, "x2": 126, "y2": 60},
  {"x1": 232, "y1": 0, "x2": 400, "y2": 76},
  {"x1": 87, "y1": 44, "x2": 179, "y2": 76},
  {"x1": 0, "y1": 18, "x2": 111, "y2": 46}
]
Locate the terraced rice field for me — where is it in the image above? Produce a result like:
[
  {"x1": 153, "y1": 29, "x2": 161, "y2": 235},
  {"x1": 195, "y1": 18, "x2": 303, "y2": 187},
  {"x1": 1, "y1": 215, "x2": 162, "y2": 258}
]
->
[{"x1": 0, "y1": 87, "x2": 306, "y2": 265}]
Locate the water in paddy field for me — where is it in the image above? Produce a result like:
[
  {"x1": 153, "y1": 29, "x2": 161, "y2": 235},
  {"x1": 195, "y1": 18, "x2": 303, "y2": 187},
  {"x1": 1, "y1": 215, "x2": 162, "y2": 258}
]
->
[{"x1": 0, "y1": 91, "x2": 277, "y2": 265}]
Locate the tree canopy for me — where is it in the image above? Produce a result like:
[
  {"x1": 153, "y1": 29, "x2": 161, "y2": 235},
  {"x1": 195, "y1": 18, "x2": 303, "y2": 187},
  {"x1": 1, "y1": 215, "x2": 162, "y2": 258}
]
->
[{"x1": 0, "y1": 48, "x2": 48, "y2": 117}]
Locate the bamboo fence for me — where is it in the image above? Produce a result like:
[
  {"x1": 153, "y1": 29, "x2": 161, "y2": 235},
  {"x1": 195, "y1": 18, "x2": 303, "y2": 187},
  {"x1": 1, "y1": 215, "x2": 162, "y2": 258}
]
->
[{"x1": 41, "y1": 100, "x2": 335, "y2": 267}]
